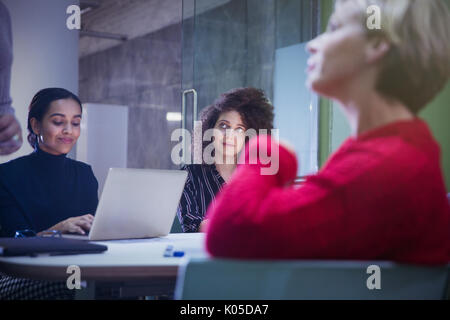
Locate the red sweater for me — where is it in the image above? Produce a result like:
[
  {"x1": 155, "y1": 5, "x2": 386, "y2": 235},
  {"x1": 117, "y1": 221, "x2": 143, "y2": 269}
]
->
[{"x1": 205, "y1": 118, "x2": 450, "y2": 265}]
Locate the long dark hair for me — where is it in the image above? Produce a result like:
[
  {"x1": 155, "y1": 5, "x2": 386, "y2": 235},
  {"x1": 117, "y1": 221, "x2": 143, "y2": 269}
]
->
[{"x1": 27, "y1": 88, "x2": 82, "y2": 149}]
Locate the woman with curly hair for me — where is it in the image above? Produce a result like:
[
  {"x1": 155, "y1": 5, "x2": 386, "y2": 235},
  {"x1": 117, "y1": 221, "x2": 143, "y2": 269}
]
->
[{"x1": 176, "y1": 87, "x2": 274, "y2": 233}]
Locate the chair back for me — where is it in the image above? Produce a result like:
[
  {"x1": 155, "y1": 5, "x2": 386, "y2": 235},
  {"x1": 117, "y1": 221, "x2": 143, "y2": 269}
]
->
[{"x1": 175, "y1": 257, "x2": 449, "y2": 300}]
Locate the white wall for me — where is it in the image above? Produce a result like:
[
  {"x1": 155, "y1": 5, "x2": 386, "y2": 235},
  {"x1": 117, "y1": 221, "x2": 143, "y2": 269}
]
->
[
  {"x1": 76, "y1": 103, "x2": 128, "y2": 195},
  {"x1": 0, "y1": 0, "x2": 79, "y2": 163}
]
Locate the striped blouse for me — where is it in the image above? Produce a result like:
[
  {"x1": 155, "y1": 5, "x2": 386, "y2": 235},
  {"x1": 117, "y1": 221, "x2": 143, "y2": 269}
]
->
[{"x1": 177, "y1": 164, "x2": 225, "y2": 232}]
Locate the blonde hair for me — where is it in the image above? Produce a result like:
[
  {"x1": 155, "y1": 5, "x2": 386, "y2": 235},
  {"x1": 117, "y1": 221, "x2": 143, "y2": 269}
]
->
[{"x1": 336, "y1": 0, "x2": 450, "y2": 113}]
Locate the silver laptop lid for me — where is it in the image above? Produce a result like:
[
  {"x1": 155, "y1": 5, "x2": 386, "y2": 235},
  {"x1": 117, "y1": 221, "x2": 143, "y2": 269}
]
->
[{"x1": 89, "y1": 168, "x2": 188, "y2": 240}]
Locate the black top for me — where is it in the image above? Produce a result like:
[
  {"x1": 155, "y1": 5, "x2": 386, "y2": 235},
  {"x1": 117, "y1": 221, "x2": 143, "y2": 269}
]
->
[
  {"x1": 0, "y1": 147, "x2": 99, "y2": 237},
  {"x1": 176, "y1": 164, "x2": 225, "y2": 232}
]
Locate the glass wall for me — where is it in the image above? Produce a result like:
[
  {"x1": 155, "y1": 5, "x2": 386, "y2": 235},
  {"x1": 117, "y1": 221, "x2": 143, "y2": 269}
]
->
[{"x1": 182, "y1": 0, "x2": 321, "y2": 176}]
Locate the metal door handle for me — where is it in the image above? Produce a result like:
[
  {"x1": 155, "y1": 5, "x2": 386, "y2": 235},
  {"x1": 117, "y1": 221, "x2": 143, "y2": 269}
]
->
[{"x1": 181, "y1": 89, "x2": 198, "y2": 164}]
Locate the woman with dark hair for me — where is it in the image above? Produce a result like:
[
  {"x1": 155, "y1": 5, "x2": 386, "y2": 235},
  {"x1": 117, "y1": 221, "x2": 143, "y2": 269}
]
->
[
  {"x1": 205, "y1": 0, "x2": 450, "y2": 264},
  {"x1": 0, "y1": 88, "x2": 98, "y2": 300},
  {"x1": 0, "y1": 87, "x2": 98, "y2": 237},
  {"x1": 177, "y1": 87, "x2": 274, "y2": 233}
]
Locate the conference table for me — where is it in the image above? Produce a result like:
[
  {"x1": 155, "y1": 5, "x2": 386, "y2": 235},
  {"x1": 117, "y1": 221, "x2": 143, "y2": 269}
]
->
[{"x1": 0, "y1": 233, "x2": 207, "y2": 299}]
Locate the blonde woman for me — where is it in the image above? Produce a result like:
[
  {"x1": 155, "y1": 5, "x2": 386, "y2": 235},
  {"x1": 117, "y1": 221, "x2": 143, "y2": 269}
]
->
[{"x1": 205, "y1": 0, "x2": 450, "y2": 264}]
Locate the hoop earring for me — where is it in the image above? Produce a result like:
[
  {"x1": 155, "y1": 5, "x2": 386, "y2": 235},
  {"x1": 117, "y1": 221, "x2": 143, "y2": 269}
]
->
[{"x1": 34, "y1": 133, "x2": 43, "y2": 149}]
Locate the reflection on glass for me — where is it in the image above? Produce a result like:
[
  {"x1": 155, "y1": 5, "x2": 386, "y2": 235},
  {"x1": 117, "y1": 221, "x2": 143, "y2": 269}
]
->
[{"x1": 182, "y1": 0, "x2": 320, "y2": 175}]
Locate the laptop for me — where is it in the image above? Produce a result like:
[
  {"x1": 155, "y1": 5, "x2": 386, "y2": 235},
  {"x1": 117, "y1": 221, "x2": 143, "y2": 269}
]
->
[{"x1": 67, "y1": 168, "x2": 187, "y2": 241}]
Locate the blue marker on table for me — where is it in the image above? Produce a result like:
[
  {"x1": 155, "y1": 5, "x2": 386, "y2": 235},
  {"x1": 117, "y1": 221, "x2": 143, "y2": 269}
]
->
[{"x1": 173, "y1": 251, "x2": 185, "y2": 257}]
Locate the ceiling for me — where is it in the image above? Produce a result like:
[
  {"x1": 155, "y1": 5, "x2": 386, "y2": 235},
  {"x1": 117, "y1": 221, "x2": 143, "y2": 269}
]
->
[{"x1": 79, "y1": 0, "x2": 231, "y2": 58}]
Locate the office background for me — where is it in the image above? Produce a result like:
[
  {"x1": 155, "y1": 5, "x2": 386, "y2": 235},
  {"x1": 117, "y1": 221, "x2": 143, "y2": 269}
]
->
[{"x1": 0, "y1": 0, "x2": 449, "y2": 191}]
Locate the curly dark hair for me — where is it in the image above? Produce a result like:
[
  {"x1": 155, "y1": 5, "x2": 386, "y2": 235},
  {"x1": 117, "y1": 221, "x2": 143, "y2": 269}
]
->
[{"x1": 199, "y1": 87, "x2": 274, "y2": 157}]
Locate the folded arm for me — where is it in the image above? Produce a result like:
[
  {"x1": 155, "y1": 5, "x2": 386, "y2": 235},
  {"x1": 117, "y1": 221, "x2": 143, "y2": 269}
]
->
[{"x1": 205, "y1": 135, "x2": 388, "y2": 259}]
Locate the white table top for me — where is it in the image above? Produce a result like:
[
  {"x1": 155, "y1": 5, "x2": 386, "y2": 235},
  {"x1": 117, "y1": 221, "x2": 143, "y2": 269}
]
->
[{"x1": 0, "y1": 233, "x2": 207, "y2": 281}]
